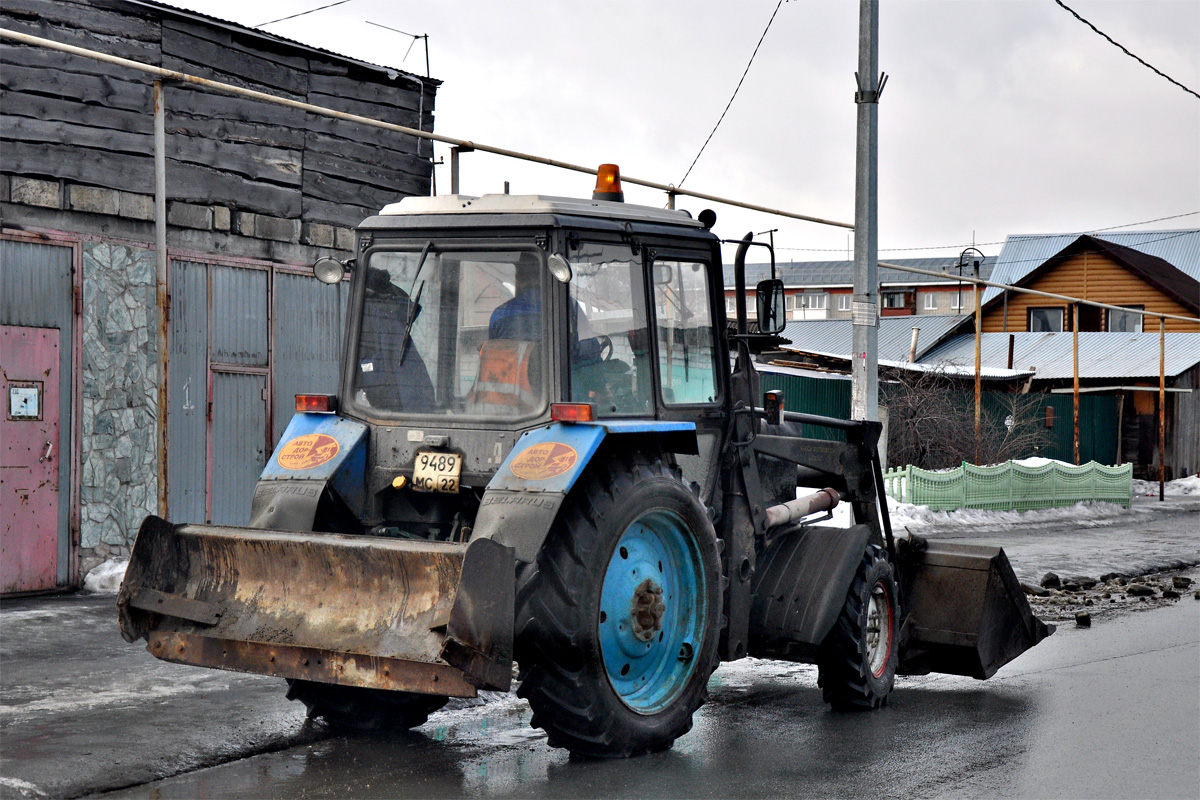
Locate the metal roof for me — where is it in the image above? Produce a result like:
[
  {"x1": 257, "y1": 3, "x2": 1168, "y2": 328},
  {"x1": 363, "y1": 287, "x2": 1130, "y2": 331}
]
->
[
  {"x1": 726, "y1": 256, "x2": 996, "y2": 289},
  {"x1": 379, "y1": 194, "x2": 703, "y2": 227},
  {"x1": 919, "y1": 332, "x2": 1200, "y2": 380},
  {"x1": 981, "y1": 229, "x2": 1200, "y2": 305},
  {"x1": 780, "y1": 314, "x2": 970, "y2": 362}
]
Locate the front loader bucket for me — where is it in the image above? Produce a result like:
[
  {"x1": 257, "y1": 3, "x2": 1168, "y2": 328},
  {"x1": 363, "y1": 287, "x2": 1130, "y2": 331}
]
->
[
  {"x1": 898, "y1": 540, "x2": 1054, "y2": 679},
  {"x1": 117, "y1": 515, "x2": 485, "y2": 698}
]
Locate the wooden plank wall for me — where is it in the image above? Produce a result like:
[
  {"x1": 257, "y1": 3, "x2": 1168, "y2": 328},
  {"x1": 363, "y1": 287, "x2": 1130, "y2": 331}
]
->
[
  {"x1": 0, "y1": 0, "x2": 435, "y2": 227},
  {"x1": 981, "y1": 251, "x2": 1199, "y2": 333},
  {"x1": 1169, "y1": 364, "x2": 1200, "y2": 478}
]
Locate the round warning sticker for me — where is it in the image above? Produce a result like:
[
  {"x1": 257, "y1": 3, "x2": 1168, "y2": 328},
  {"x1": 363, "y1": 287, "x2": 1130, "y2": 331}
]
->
[
  {"x1": 509, "y1": 442, "x2": 578, "y2": 481},
  {"x1": 277, "y1": 433, "x2": 340, "y2": 471}
]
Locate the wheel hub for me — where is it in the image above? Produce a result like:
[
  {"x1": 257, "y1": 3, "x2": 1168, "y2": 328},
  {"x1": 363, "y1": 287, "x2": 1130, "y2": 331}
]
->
[{"x1": 630, "y1": 578, "x2": 665, "y2": 641}]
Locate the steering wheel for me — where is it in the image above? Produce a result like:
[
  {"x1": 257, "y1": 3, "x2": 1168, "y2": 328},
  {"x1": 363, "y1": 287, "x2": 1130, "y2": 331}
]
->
[{"x1": 595, "y1": 334, "x2": 613, "y2": 362}]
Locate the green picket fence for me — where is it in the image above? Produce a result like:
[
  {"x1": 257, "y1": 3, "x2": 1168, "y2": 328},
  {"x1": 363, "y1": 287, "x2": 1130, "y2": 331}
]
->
[{"x1": 883, "y1": 460, "x2": 1133, "y2": 511}]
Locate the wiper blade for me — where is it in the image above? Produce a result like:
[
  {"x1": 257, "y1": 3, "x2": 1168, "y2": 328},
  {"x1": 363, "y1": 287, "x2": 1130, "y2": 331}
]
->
[
  {"x1": 397, "y1": 240, "x2": 434, "y2": 366},
  {"x1": 398, "y1": 279, "x2": 424, "y2": 365}
]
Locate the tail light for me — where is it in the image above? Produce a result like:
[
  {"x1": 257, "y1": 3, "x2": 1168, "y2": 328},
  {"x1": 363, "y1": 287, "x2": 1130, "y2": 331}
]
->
[
  {"x1": 296, "y1": 394, "x2": 337, "y2": 414},
  {"x1": 551, "y1": 403, "x2": 594, "y2": 423}
]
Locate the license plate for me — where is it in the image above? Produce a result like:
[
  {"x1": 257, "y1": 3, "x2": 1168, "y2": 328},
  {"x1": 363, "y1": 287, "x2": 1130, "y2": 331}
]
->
[{"x1": 412, "y1": 451, "x2": 462, "y2": 493}]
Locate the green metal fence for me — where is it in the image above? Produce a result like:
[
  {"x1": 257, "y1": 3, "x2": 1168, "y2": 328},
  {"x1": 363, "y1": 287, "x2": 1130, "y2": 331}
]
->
[{"x1": 883, "y1": 460, "x2": 1133, "y2": 511}]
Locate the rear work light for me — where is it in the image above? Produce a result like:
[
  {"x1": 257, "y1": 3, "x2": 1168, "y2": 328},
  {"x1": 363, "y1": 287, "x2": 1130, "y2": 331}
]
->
[
  {"x1": 551, "y1": 403, "x2": 594, "y2": 423},
  {"x1": 592, "y1": 164, "x2": 624, "y2": 202},
  {"x1": 296, "y1": 394, "x2": 337, "y2": 414}
]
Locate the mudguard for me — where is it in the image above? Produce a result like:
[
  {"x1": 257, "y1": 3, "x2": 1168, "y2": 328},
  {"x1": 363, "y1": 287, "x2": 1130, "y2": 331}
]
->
[
  {"x1": 747, "y1": 524, "x2": 872, "y2": 659},
  {"x1": 469, "y1": 420, "x2": 697, "y2": 562},
  {"x1": 247, "y1": 414, "x2": 368, "y2": 531}
]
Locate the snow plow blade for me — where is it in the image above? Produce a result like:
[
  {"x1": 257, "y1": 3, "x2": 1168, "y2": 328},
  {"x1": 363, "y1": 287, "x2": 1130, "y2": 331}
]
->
[
  {"x1": 898, "y1": 540, "x2": 1054, "y2": 679},
  {"x1": 117, "y1": 515, "x2": 514, "y2": 698}
]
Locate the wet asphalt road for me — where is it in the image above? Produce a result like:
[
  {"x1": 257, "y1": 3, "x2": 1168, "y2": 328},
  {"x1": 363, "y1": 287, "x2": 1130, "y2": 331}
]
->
[
  {"x1": 91, "y1": 597, "x2": 1200, "y2": 800},
  {"x1": 1, "y1": 499, "x2": 1197, "y2": 799}
]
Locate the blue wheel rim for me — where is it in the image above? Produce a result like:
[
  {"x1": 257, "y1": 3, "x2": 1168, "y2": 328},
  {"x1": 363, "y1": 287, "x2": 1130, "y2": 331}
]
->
[{"x1": 598, "y1": 509, "x2": 706, "y2": 714}]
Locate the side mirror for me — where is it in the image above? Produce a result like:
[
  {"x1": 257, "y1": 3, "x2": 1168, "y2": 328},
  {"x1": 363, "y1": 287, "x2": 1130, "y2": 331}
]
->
[
  {"x1": 756, "y1": 279, "x2": 786, "y2": 334},
  {"x1": 313, "y1": 257, "x2": 347, "y2": 285}
]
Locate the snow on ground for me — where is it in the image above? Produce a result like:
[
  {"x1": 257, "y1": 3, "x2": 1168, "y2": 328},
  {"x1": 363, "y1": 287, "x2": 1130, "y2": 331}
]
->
[
  {"x1": 82, "y1": 559, "x2": 128, "y2": 593},
  {"x1": 1132, "y1": 474, "x2": 1200, "y2": 496},
  {"x1": 886, "y1": 497, "x2": 1132, "y2": 531}
]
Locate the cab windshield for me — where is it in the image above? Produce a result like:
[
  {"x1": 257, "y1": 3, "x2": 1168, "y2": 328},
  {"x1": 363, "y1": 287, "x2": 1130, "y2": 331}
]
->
[{"x1": 351, "y1": 248, "x2": 546, "y2": 418}]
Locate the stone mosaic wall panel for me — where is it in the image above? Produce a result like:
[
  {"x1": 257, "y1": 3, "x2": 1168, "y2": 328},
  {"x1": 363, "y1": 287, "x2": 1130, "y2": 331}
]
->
[{"x1": 80, "y1": 242, "x2": 159, "y2": 562}]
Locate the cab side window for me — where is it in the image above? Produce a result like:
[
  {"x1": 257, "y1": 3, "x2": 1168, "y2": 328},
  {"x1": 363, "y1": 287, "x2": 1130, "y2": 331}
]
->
[
  {"x1": 653, "y1": 260, "x2": 718, "y2": 405},
  {"x1": 567, "y1": 243, "x2": 653, "y2": 416}
]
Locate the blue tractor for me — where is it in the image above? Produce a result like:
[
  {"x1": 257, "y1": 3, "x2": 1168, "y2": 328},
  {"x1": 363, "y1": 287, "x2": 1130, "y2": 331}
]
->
[{"x1": 119, "y1": 167, "x2": 1051, "y2": 757}]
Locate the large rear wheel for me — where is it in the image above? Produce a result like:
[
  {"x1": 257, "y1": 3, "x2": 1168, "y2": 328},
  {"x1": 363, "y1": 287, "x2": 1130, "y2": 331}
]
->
[
  {"x1": 515, "y1": 451, "x2": 721, "y2": 757},
  {"x1": 817, "y1": 544, "x2": 899, "y2": 710},
  {"x1": 285, "y1": 679, "x2": 447, "y2": 732}
]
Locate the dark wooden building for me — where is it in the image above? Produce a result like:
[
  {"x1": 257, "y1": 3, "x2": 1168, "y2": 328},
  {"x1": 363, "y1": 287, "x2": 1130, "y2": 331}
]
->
[{"x1": 1, "y1": 0, "x2": 440, "y2": 593}]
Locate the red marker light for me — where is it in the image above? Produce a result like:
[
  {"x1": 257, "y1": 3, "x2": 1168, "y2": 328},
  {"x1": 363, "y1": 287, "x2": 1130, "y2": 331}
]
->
[
  {"x1": 295, "y1": 394, "x2": 337, "y2": 414},
  {"x1": 551, "y1": 403, "x2": 594, "y2": 423}
]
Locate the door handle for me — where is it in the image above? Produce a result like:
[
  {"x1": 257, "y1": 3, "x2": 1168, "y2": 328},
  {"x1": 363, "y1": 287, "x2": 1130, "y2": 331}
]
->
[{"x1": 39, "y1": 441, "x2": 53, "y2": 462}]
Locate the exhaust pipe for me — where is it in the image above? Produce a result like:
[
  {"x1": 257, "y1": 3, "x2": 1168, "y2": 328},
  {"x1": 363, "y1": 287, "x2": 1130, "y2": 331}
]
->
[{"x1": 764, "y1": 488, "x2": 840, "y2": 528}]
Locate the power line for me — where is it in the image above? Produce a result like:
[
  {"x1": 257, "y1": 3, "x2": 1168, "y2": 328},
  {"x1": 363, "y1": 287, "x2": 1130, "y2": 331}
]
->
[
  {"x1": 258, "y1": 0, "x2": 354, "y2": 28},
  {"x1": 678, "y1": 0, "x2": 784, "y2": 188},
  {"x1": 775, "y1": 211, "x2": 1200, "y2": 253},
  {"x1": 1052, "y1": 0, "x2": 1199, "y2": 100}
]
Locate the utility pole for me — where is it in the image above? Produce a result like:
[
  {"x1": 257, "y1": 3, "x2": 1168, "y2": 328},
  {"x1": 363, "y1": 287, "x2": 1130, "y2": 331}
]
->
[{"x1": 851, "y1": 0, "x2": 885, "y2": 421}]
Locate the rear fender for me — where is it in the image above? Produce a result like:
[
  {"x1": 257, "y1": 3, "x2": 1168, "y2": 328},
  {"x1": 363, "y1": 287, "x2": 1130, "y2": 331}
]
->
[
  {"x1": 438, "y1": 420, "x2": 698, "y2": 686},
  {"x1": 748, "y1": 524, "x2": 872, "y2": 658},
  {"x1": 248, "y1": 414, "x2": 368, "y2": 531}
]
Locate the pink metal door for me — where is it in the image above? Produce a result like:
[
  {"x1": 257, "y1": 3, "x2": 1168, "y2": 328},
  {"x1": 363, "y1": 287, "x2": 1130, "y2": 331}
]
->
[{"x1": 1, "y1": 326, "x2": 61, "y2": 593}]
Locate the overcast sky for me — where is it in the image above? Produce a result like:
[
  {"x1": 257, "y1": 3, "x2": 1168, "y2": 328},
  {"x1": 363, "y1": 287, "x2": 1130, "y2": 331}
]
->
[{"x1": 168, "y1": 0, "x2": 1199, "y2": 263}]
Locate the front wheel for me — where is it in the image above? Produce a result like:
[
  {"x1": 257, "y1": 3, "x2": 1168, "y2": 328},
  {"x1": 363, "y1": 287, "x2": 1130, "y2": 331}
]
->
[
  {"x1": 514, "y1": 451, "x2": 721, "y2": 757},
  {"x1": 817, "y1": 545, "x2": 899, "y2": 710}
]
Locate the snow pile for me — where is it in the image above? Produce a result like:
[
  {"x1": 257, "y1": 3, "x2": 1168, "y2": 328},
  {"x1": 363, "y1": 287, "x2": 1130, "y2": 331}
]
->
[
  {"x1": 82, "y1": 558, "x2": 129, "y2": 594},
  {"x1": 1131, "y1": 474, "x2": 1200, "y2": 497},
  {"x1": 886, "y1": 496, "x2": 1129, "y2": 530}
]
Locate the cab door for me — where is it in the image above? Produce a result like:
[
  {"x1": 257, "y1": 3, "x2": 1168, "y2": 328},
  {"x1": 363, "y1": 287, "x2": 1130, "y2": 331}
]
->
[{"x1": 647, "y1": 251, "x2": 726, "y2": 494}]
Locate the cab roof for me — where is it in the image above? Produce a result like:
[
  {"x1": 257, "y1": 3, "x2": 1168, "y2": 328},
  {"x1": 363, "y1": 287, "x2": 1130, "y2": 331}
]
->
[{"x1": 378, "y1": 194, "x2": 706, "y2": 229}]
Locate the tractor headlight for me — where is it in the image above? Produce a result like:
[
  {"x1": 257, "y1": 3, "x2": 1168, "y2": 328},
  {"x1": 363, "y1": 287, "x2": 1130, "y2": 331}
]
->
[
  {"x1": 312, "y1": 257, "x2": 345, "y2": 285},
  {"x1": 548, "y1": 253, "x2": 573, "y2": 283}
]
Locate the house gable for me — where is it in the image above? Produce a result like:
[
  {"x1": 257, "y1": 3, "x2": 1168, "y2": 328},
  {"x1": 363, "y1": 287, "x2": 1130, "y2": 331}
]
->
[{"x1": 981, "y1": 235, "x2": 1200, "y2": 333}]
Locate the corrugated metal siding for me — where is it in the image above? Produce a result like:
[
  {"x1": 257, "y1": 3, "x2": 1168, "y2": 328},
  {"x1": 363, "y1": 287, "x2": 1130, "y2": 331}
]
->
[
  {"x1": 210, "y1": 372, "x2": 267, "y2": 525},
  {"x1": 0, "y1": 238, "x2": 74, "y2": 584},
  {"x1": 1171, "y1": 364, "x2": 1200, "y2": 477},
  {"x1": 983, "y1": 230, "x2": 1200, "y2": 304},
  {"x1": 1038, "y1": 394, "x2": 1120, "y2": 465},
  {"x1": 921, "y1": 332, "x2": 1200, "y2": 380},
  {"x1": 758, "y1": 370, "x2": 851, "y2": 440},
  {"x1": 166, "y1": 261, "x2": 208, "y2": 524},
  {"x1": 271, "y1": 273, "x2": 347, "y2": 445},
  {"x1": 211, "y1": 266, "x2": 269, "y2": 366}
]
